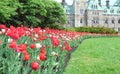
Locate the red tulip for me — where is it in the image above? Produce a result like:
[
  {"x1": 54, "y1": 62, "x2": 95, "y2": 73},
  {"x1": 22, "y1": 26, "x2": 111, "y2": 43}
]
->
[
  {"x1": 65, "y1": 45, "x2": 71, "y2": 51},
  {"x1": 10, "y1": 33, "x2": 19, "y2": 40},
  {"x1": 9, "y1": 41, "x2": 17, "y2": 49},
  {"x1": 40, "y1": 35, "x2": 46, "y2": 41},
  {"x1": 40, "y1": 45, "x2": 46, "y2": 53},
  {"x1": 50, "y1": 36, "x2": 60, "y2": 47},
  {"x1": 61, "y1": 47, "x2": 65, "y2": 51},
  {"x1": 0, "y1": 24, "x2": 8, "y2": 31},
  {"x1": 39, "y1": 53, "x2": 46, "y2": 61},
  {"x1": 63, "y1": 41, "x2": 71, "y2": 51},
  {"x1": 24, "y1": 54, "x2": 30, "y2": 61},
  {"x1": 22, "y1": 50, "x2": 28, "y2": 55},
  {"x1": 18, "y1": 44, "x2": 27, "y2": 52},
  {"x1": 31, "y1": 62, "x2": 39, "y2": 71},
  {"x1": 30, "y1": 44, "x2": 35, "y2": 49}
]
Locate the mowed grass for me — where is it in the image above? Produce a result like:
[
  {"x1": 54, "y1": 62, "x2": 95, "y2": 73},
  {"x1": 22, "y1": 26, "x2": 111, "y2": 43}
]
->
[{"x1": 64, "y1": 37, "x2": 120, "y2": 74}]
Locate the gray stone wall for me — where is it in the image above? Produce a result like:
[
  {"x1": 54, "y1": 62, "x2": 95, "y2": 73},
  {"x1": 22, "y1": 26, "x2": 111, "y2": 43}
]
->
[
  {"x1": 86, "y1": 9, "x2": 120, "y2": 31},
  {"x1": 66, "y1": 14, "x2": 74, "y2": 27},
  {"x1": 66, "y1": 0, "x2": 120, "y2": 31},
  {"x1": 74, "y1": 0, "x2": 87, "y2": 27}
]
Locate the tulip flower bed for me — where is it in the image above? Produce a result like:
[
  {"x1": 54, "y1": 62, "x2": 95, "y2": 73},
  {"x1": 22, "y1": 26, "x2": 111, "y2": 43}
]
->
[{"x1": 0, "y1": 25, "x2": 91, "y2": 74}]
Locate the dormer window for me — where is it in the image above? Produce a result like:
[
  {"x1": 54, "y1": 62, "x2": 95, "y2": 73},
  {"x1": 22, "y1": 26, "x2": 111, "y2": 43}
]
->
[
  {"x1": 92, "y1": 5, "x2": 97, "y2": 9},
  {"x1": 91, "y1": 5, "x2": 93, "y2": 8},
  {"x1": 117, "y1": 10, "x2": 120, "y2": 13},
  {"x1": 118, "y1": 19, "x2": 120, "y2": 24},
  {"x1": 110, "y1": 9, "x2": 114, "y2": 13},
  {"x1": 95, "y1": 5, "x2": 98, "y2": 9},
  {"x1": 104, "y1": 9, "x2": 107, "y2": 13}
]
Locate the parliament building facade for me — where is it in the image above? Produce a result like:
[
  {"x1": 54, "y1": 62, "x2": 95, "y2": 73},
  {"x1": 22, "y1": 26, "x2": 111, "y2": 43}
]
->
[{"x1": 62, "y1": 0, "x2": 120, "y2": 31}]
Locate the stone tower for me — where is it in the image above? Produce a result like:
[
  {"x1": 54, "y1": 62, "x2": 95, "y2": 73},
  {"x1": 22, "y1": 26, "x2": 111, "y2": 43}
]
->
[{"x1": 73, "y1": 0, "x2": 88, "y2": 27}]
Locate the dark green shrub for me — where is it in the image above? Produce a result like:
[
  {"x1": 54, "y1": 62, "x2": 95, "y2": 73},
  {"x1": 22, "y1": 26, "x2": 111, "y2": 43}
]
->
[
  {"x1": 66, "y1": 26, "x2": 117, "y2": 34},
  {"x1": 48, "y1": 24, "x2": 65, "y2": 30}
]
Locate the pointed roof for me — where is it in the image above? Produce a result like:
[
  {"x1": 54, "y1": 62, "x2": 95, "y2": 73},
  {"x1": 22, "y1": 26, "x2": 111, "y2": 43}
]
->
[
  {"x1": 87, "y1": 0, "x2": 120, "y2": 15},
  {"x1": 87, "y1": 0, "x2": 103, "y2": 10},
  {"x1": 114, "y1": 0, "x2": 120, "y2": 7}
]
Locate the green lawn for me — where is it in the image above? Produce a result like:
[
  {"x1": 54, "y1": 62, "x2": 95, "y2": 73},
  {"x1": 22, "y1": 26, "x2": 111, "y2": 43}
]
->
[{"x1": 64, "y1": 37, "x2": 120, "y2": 74}]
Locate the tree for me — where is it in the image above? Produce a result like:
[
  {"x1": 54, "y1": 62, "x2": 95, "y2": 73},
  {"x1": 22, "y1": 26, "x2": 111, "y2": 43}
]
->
[
  {"x1": 0, "y1": 0, "x2": 66, "y2": 28},
  {"x1": 40, "y1": 0, "x2": 66, "y2": 28},
  {"x1": 8, "y1": 0, "x2": 46, "y2": 27},
  {"x1": 0, "y1": 0, "x2": 19, "y2": 24}
]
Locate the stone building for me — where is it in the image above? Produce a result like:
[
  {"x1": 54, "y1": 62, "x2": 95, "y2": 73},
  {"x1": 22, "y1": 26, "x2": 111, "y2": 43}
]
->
[{"x1": 61, "y1": 0, "x2": 120, "y2": 31}]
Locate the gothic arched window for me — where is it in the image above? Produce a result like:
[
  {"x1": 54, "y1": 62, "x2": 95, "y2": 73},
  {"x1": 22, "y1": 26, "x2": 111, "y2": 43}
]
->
[
  {"x1": 105, "y1": 18, "x2": 108, "y2": 24},
  {"x1": 112, "y1": 19, "x2": 115, "y2": 24},
  {"x1": 80, "y1": 18, "x2": 82, "y2": 23},
  {"x1": 80, "y1": 9, "x2": 83, "y2": 14},
  {"x1": 104, "y1": 9, "x2": 107, "y2": 13},
  {"x1": 91, "y1": 5, "x2": 93, "y2": 8},
  {"x1": 110, "y1": 9, "x2": 114, "y2": 13},
  {"x1": 95, "y1": 5, "x2": 98, "y2": 9},
  {"x1": 67, "y1": 20, "x2": 70, "y2": 24},
  {"x1": 118, "y1": 19, "x2": 120, "y2": 24},
  {"x1": 117, "y1": 9, "x2": 120, "y2": 13}
]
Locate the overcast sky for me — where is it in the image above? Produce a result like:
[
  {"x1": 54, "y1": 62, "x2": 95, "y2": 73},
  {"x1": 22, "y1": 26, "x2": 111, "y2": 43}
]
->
[{"x1": 56, "y1": 0, "x2": 116, "y2": 5}]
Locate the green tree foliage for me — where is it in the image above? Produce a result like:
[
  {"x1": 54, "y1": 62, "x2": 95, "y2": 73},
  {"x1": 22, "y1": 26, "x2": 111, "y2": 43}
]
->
[
  {"x1": 9, "y1": 0, "x2": 46, "y2": 27},
  {"x1": 0, "y1": 0, "x2": 19, "y2": 23},
  {"x1": 0, "y1": 0, "x2": 66, "y2": 28},
  {"x1": 40, "y1": 0, "x2": 66, "y2": 28}
]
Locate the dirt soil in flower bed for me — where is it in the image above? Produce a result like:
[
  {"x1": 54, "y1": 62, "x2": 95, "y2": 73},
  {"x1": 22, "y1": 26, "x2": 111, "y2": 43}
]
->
[
  {"x1": 64, "y1": 42, "x2": 84, "y2": 70},
  {"x1": 64, "y1": 46, "x2": 77, "y2": 68}
]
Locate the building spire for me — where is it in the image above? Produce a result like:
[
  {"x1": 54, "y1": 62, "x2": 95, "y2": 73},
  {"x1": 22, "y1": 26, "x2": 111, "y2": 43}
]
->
[
  {"x1": 98, "y1": 0, "x2": 101, "y2": 6},
  {"x1": 61, "y1": 0, "x2": 67, "y2": 8},
  {"x1": 106, "y1": 0, "x2": 110, "y2": 8}
]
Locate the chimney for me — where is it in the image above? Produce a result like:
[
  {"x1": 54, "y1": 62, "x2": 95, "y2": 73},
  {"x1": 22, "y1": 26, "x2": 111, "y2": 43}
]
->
[
  {"x1": 61, "y1": 0, "x2": 67, "y2": 8},
  {"x1": 106, "y1": 0, "x2": 110, "y2": 8},
  {"x1": 98, "y1": 0, "x2": 101, "y2": 6}
]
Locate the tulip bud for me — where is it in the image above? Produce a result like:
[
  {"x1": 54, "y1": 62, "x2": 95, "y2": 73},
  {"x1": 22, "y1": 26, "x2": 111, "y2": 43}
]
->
[
  {"x1": 35, "y1": 34, "x2": 39, "y2": 38},
  {"x1": 25, "y1": 42, "x2": 28, "y2": 44},
  {"x1": 8, "y1": 38, "x2": 13, "y2": 43},
  {"x1": 37, "y1": 55, "x2": 40, "y2": 60},
  {"x1": 17, "y1": 53, "x2": 21, "y2": 57},
  {"x1": 49, "y1": 34, "x2": 52, "y2": 37},
  {"x1": 0, "y1": 31, "x2": 2, "y2": 35},
  {"x1": 35, "y1": 43, "x2": 42, "y2": 49},
  {"x1": 1, "y1": 29, "x2": 6, "y2": 34},
  {"x1": 34, "y1": 38, "x2": 37, "y2": 41},
  {"x1": 30, "y1": 28, "x2": 33, "y2": 31},
  {"x1": 43, "y1": 30, "x2": 46, "y2": 33},
  {"x1": 51, "y1": 51, "x2": 58, "y2": 56},
  {"x1": 39, "y1": 30, "x2": 42, "y2": 33}
]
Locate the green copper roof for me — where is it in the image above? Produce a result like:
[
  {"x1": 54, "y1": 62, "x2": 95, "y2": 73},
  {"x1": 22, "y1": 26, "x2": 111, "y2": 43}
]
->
[
  {"x1": 102, "y1": 6, "x2": 120, "y2": 15},
  {"x1": 63, "y1": 0, "x2": 120, "y2": 15},
  {"x1": 87, "y1": 0, "x2": 120, "y2": 15},
  {"x1": 87, "y1": 0, "x2": 103, "y2": 10},
  {"x1": 114, "y1": 0, "x2": 120, "y2": 7},
  {"x1": 64, "y1": 5, "x2": 74, "y2": 14}
]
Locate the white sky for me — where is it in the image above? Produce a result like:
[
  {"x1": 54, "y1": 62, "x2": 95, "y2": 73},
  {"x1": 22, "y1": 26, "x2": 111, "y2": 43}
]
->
[{"x1": 56, "y1": 0, "x2": 116, "y2": 5}]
